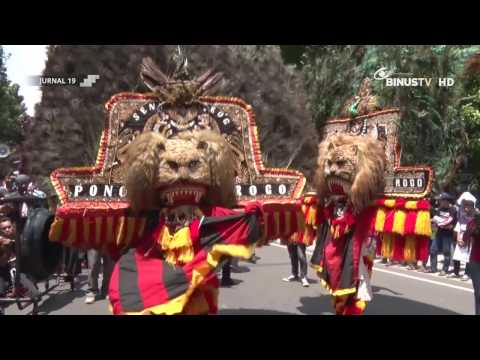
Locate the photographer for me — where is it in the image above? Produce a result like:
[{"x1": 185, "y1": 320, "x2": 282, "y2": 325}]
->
[
  {"x1": 0, "y1": 217, "x2": 15, "y2": 297},
  {"x1": 0, "y1": 216, "x2": 40, "y2": 300}
]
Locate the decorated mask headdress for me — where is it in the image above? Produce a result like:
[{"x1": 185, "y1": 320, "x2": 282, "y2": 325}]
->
[
  {"x1": 48, "y1": 54, "x2": 308, "y2": 254},
  {"x1": 306, "y1": 79, "x2": 434, "y2": 315}
]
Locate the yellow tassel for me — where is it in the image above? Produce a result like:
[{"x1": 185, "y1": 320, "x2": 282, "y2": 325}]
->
[
  {"x1": 404, "y1": 236, "x2": 416, "y2": 262},
  {"x1": 375, "y1": 208, "x2": 387, "y2": 233},
  {"x1": 296, "y1": 211, "x2": 305, "y2": 234},
  {"x1": 48, "y1": 217, "x2": 64, "y2": 242},
  {"x1": 384, "y1": 199, "x2": 396, "y2": 208},
  {"x1": 335, "y1": 225, "x2": 340, "y2": 239},
  {"x1": 392, "y1": 210, "x2": 407, "y2": 236},
  {"x1": 65, "y1": 219, "x2": 77, "y2": 247},
  {"x1": 355, "y1": 300, "x2": 367, "y2": 312},
  {"x1": 206, "y1": 244, "x2": 255, "y2": 268},
  {"x1": 306, "y1": 204, "x2": 317, "y2": 225},
  {"x1": 405, "y1": 201, "x2": 418, "y2": 210},
  {"x1": 381, "y1": 233, "x2": 394, "y2": 258},
  {"x1": 116, "y1": 216, "x2": 126, "y2": 247},
  {"x1": 159, "y1": 226, "x2": 194, "y2": 265},
  {"x1": 414, "y1": 211, "x2": 432, "y2": 237}
]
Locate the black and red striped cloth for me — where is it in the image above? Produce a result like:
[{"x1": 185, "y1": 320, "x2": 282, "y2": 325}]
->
[
  {"x1": 310, "y1": 204, "x2": 376, "y2": 296},
  {"x1": 109, "y1": 203, "x2": 262, "y2": 315}
]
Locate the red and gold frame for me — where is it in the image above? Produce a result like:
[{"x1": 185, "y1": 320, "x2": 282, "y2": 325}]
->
[
  {"x1": 324, "y1": 108, "x2": 433, "y2": 199},
  {"x1": 51, "y1": 93, "x2": 306, "y2": 210}
]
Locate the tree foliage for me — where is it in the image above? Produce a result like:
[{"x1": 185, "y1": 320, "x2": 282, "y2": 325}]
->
[
  {"x1": 300, "y1": 45, "x2": 480, "y2": 194},
  {"x1": 23, "y1": 45, "x2": 318, "y2": 181},
  {"x1": 0, "y1": 46, "x2": 26, "y2": 145}
]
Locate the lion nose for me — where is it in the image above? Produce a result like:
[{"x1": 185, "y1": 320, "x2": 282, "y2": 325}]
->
[{"x1": 178, "y1": 167, "x2": 189, "y2": 180}]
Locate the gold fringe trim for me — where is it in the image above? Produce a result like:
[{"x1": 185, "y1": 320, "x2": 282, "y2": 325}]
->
[
  {"x1": 319, "y1": 278, "x2": 357, "y2": 297},
  {"x1": 381, "y1": 233, "x2": 394, "y2": 258},
  {"x1": 414, "y1": 211, "x2": 432, "y2": 237},
  {"x1": 310, "y1": 263, "x2": 323, "y2": 272},
  {"x1": 392, "y1": 210, "x2": 407, "y2": 236},
  {"x1": 404, "y1": 235, "x2": 416, "y2": 263},
  {"x1": 206, "y1": 244, "x2": 255, "y2": 269},
  {"x1": 158, "y1": 226, "x2": 194, "y2": 265},
  {"x1": 405, "y1": 201, "x2": 418, "y2": 210},
  {"x1": 375, "y1": 208, "x2": 387, "y2": 233}
]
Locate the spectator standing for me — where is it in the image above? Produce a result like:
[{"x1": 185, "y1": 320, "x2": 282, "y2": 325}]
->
[
  {"x1": 282, "y1": 235, "x2": 310, "y2": 287},
  {"x1": 463, "y1": 205, "x2": 480, "y2": 314},
  {"x1": 450, "y1": 192, "x2": 476, "y2": 280},
  {"x1": 429, "y1": 193, "x2": 457, "y2": 275},
  {"x1": 85, "y1": 249, "x2": 114, "y2": 304}
]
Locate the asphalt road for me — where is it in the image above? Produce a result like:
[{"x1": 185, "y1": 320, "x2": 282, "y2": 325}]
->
[{"x1": 3, "y1": 243, "x2": 475, "y2": 315}]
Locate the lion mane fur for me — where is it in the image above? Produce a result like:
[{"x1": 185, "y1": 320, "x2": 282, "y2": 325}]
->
[
  {"x1": 121, "y1": 129, "x2": 236, "y2": 212},
  {"x1": 315, "y1": 134, "x2": 386, "y2": 213}
]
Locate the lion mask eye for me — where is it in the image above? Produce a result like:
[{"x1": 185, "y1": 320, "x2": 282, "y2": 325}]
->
[
  {"x1": 189, "y1": 160, "x2": 200, "y2": 170},
  {"x1": 167, "y1": 161, "x2": 179, "y2": 171}
]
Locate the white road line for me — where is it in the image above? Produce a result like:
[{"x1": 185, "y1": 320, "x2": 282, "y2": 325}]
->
[
  {"x1": 372, "y1": 268, "x2": 473, "y2": 293},
  {"x1": 268, "y1": 242, "x2": 474, "y2": 293}
]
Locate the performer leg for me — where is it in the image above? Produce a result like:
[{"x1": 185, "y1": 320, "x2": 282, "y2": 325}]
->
[
  {"x1": 287, "y1": 243, "x2": 299, "y2": 278},
  {"x1": 343, "y1": 295, "x2": 366, "y2": 315},
  {"x1": 441, "y1": 232, "x2": 452, "y2": 274},
  {"x1": 221, "y1": 258, "x2": 234, "y2": 286},
  {"x1": 86, "y1": 250, "x2": 101, "y2": 303},
  {"x1": 297, "y1": 244, "x2": 308, "y2": 279},
  {"x1": 333, "y1": 295, "x2": 349, "y2": 315},
  {"x1": 333, "y1": 294, "x2": 367, "y2": 315},
  {"x1": 453, "y1": 260, "x2": 461, "y2": 276},
  {"x1": 100, "y1": 255, "x2": 114, "y2": 298},
  {"x1": 429, "y1": 234, "x2": 439, "y2": 272}
]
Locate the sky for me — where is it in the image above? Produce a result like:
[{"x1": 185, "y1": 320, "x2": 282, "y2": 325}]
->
[{"x1": 3, "y1": 45, "x2": 48, "y2": 116}]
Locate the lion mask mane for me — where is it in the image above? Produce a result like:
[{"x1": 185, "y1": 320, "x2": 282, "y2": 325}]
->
[
  {"x1": 315, "y1": 134, "x2": 386, "y2": 213},
  {"x1": 120, "y1": 130, "x2": 236, "y2": 212}
]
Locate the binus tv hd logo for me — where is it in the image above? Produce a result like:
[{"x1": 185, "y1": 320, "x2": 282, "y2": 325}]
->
[{"x1": 373, "y1": 67, "x2": 455, "y2": 87}]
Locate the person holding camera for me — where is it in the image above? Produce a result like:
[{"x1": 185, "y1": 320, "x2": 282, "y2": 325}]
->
[{"x1": 0, "y1": 217, "x2": 15, "y2": 296}]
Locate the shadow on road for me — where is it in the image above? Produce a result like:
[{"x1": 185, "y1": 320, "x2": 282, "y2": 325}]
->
[
  {"x1": 246, "y1": 262, "x2": 291, "y2": 268},
  {"x1": 219, "y1": 308, "x2": 297, "y2": 315},
  {"x1": 219, "y1": 279, "x2": 244, "y2": 288},
  {"x1": 37, "y1": 288, "x2": 87, "y2": 315},
  {"x1": 372, "y1": 285, "x2": 402, "y2": 296},
  {"x1": 297, "y1": 294, "x2": 463, "y2": 315}
]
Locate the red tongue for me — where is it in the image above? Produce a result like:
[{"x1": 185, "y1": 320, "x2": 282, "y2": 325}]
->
[{"x1": 331, "y1": 183, "x2": 345, "y2": 194}]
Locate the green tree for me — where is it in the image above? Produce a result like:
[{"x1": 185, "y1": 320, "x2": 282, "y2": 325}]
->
[
  {"x1": 301, "y1": 45, "x2": 368, "y2": 131},
  {"x1": 23, "y1": 45, "x2": 318, "y2": 181},
  {"x1": 301, "y1": 45, "x2": 480, "y2": 193},
  {"x1": 0, "y1": 46, "x2": 26, "y2": 145}
]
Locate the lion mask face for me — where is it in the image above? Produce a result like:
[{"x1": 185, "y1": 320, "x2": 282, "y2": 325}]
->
[
  {"x1": 315, "y1": 134, "x2": 386, "y2": 213},
  {"x1": 119, "y1": 130, "x2": 236, "y2": 212}
]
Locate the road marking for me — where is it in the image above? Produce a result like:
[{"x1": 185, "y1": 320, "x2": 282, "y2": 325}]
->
[
  {"x1": 268, "y1": 242, "x2": 474, "y2": 293},
  {"x1": 372, "y1": 268, "x2": 473, "y2": 293}
]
